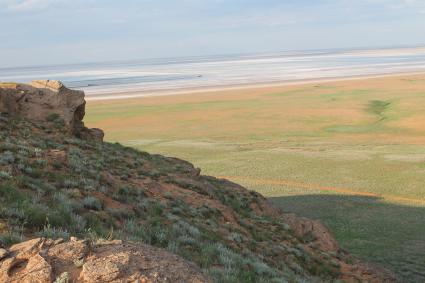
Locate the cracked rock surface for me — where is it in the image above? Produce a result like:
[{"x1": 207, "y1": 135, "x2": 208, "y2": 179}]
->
[{"x1": 0, "y1": 237, "x2": 210, "y2": 283}]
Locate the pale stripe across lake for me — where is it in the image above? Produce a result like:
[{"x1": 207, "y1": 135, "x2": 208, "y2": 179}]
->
[{"x1": 1, "y1": 46, "x2": 425, "y2": 98}]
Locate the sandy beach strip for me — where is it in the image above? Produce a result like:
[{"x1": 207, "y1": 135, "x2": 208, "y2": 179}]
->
[{"x1": 86, "y1": 71, "x2": 425, "y2": 102}]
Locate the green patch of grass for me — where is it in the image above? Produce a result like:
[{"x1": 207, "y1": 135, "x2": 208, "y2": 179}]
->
[
  {"x1": 319, "y1": 89, "x2": 375, "y2": 100},
  {"x1": 324, "y1": 99, "x2": 400, "y2": 134},
  {"x1": 367, "y1": 100, "x2": 391, "y2": 120}
]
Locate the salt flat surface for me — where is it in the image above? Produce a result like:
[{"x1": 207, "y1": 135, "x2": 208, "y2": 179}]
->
[{"x1": 1, "y1": 47, "x2": 425, "y2": 97}]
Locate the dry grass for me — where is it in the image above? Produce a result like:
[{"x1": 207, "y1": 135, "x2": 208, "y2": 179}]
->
[{"x1": 86, "y1": 73, "x2": 425, "y2": 282}]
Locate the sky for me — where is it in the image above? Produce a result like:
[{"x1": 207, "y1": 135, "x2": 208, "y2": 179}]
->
[{"x1": 1, "y1": 0, "x2": 425, "y2": 67}]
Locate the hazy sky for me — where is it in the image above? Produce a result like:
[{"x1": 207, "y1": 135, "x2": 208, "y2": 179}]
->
[{"x1": 1, "y1": 0, "x2": 425, "y2": 67}]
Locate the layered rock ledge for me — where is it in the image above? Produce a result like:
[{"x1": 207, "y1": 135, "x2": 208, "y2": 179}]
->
[{"x1": 0, "y1": 80, "x2": 103, "y2": 141}]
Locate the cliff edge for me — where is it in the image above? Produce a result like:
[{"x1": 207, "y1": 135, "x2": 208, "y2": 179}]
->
[
  {"x1": 0, "y1": 80, "x2": 103, "y2": 141},
  {"x1": 0, "y1": 81, "x2": 396, "y2": 282}
]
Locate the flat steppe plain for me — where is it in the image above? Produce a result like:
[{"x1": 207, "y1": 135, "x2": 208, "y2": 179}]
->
[{"x1": 86, "y1": 74, "x2": 425, "y2": 282}]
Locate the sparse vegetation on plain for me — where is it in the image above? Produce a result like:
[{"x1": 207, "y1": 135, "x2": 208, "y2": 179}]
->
[{"x1": 86, "y1": 74, "x2": 425, "y2": 282}]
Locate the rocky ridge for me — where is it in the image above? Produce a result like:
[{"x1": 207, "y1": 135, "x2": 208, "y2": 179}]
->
[{"x1": 0, "y1": 81, "x2": 396, "y2": 282}]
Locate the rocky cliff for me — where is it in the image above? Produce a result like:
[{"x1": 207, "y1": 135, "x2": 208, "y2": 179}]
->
[
  {"x1": 0, "y1": 81, "x2": 396, "y2": 282},
  {"x1": 0, "y1": 80, "x2": 103, "y2": 141}
]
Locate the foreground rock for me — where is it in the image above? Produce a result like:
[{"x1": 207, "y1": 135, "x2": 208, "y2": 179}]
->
[
  {"x1": 0, "y1": 80, "x2": 103, "y2": 141},
  {"x1": 0, "y1": 238, "x2": 210, "y2": 283}
]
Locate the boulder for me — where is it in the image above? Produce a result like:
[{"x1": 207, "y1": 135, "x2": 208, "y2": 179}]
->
[
  {"x1": 0, "y1": 238, "x2": 211, "y2": 283},
  {"x1": 0, "y1": 80, "x2": 103, "y2": 141},
  {"x1": 78, "y1": 127, "x2": 105, "y2": 142}
]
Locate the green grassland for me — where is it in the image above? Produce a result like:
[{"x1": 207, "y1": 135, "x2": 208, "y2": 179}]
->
[{"x1": 86, "y1": 75, "x2": 425, "y2": 282}]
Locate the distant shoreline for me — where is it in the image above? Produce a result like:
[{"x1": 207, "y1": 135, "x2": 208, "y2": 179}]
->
[
  {"x1": 2, "y1": 46, "x2": 425, "y2": 101},
  {"x1": 86, "y1": 71, "x2": 425, "y2": 101}
]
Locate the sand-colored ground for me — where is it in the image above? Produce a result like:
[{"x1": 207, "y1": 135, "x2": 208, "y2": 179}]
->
[
  {"x1": 86, "y1": 73, "x2": 425, "y2": 282},
  {"x1": 87, "y1": 73, "x2": 425, "y2": 145}
]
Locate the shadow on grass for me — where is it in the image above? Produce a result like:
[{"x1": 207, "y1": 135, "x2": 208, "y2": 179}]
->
[{"x1": 269, "y1": 194, "x2": 425, "y2": 283}]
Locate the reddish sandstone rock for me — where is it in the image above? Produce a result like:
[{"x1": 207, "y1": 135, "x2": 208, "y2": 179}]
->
[{"x1": 0, "y1": 238, "x2": 211, "y2": 283}]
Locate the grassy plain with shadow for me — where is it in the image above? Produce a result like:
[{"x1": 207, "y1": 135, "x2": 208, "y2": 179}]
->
[
  {"x1": 270, "y1": 194, "x2": 425, "y2": 282},
  {"x1": 86, "y1": 74, "x2": 425, "y2": 281}
]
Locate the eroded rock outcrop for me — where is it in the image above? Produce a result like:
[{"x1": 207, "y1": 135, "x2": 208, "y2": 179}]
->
[
  {"x1": 0, "y1": 80, "x2": 103, "y2": 141},
  {"x1": 282, "y1": 213, "x2": 340, "y2": 252},
  {"x1": 0, "y1": 238, "x2": 210, "y2": 283}
]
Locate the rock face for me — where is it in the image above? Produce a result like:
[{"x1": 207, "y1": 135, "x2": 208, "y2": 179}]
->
[
  {"x1": 0, "y1": 238, "x2": 210, "y2": 283},
  {"x1": 282, "y1": 213, "x2": 340, "y2": 252},
  {"x1": 0, "y1": 80, "x2": 103, "y2": 141}
]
